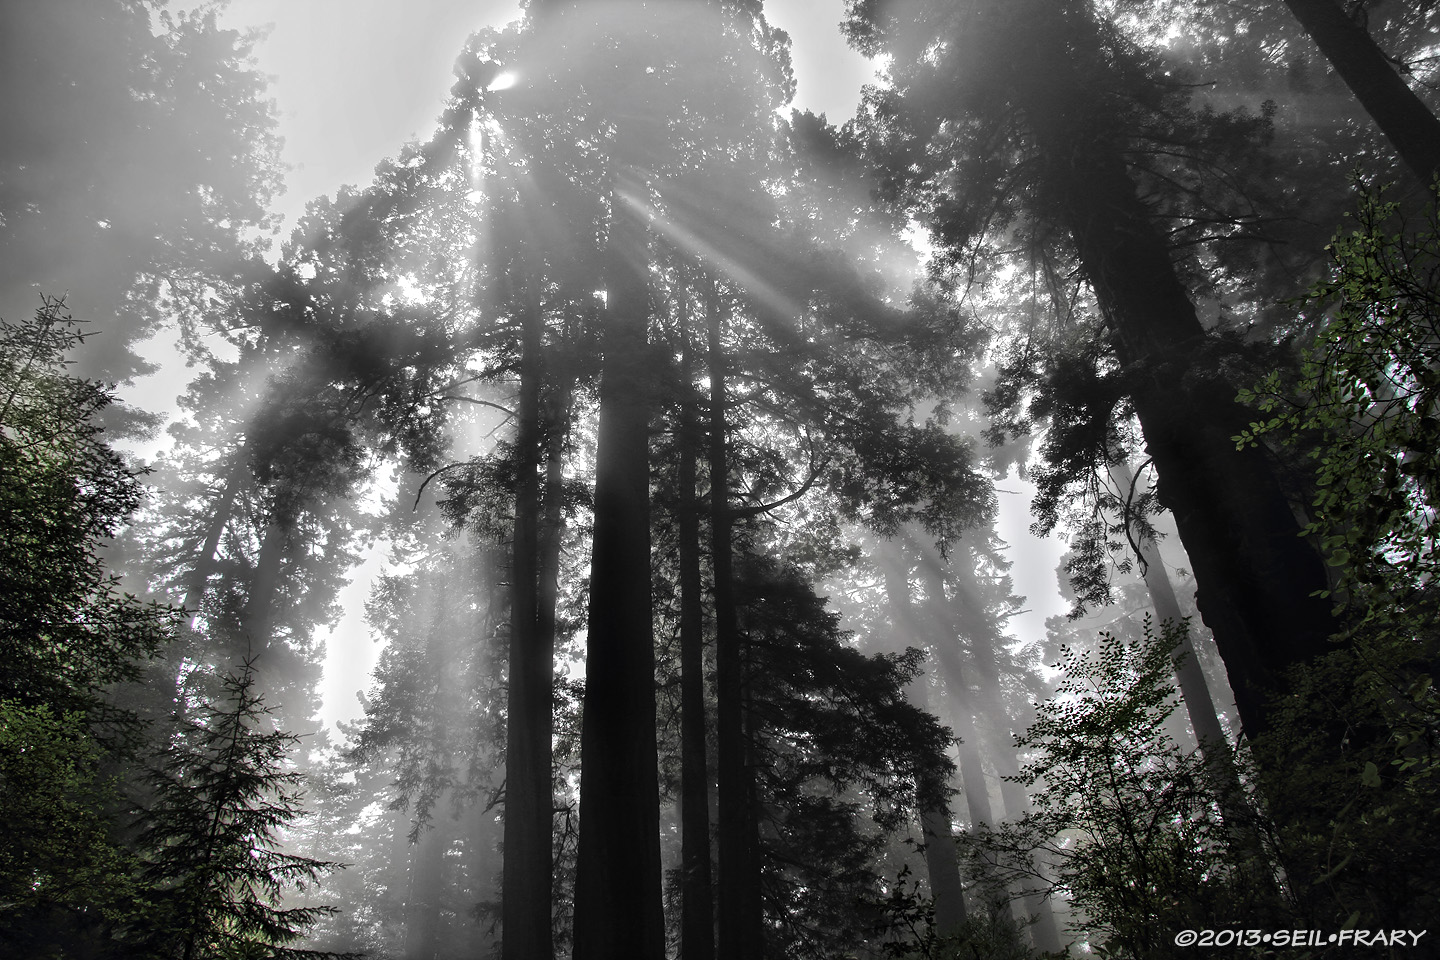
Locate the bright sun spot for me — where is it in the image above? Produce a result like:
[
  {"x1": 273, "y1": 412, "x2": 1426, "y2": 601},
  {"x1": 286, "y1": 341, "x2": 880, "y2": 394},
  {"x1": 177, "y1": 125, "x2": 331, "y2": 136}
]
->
[{"x1": 489, "y1": 71, "x2": 517, "y2": 91}]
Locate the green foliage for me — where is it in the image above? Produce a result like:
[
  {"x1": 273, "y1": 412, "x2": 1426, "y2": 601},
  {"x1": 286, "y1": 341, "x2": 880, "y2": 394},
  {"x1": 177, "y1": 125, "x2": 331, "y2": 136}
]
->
[
  {"x1": 0, "y1": 297, "x2": 174, "y2": 718},
  {"x1": 1236, "y1": 182, "x2": 1440, "y2": 631},
  {"x1": 972, "y1": 623, "x2": 1280, "y2": 958},
  {"x1": 1234, "y1": 181, "x2": 1440, "y2": 927},
  {"x1": 138, "y1": 661, "x2": 356, "y2": 960},
  {"x1": 2, "y1": 299, "x2": 354, "y2": 956},
  {"x1": 0, "y1": 700, "x2": 147, "y2": 956},
  {"x1": 1252, "y1": 638, "x2": 1440, "y2": 935}
]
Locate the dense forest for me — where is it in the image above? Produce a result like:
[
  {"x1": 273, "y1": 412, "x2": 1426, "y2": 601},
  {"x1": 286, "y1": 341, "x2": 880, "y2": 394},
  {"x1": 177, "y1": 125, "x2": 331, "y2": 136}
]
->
[{"x1": 2, "y1": 0, "x2": 1438, "y2": 957}]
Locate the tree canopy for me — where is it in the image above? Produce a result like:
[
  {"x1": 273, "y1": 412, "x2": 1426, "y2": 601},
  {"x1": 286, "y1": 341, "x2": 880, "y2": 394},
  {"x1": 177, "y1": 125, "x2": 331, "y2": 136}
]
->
[{"x1": 4, "y1": 0, "x2": 1440, "y2": 957}]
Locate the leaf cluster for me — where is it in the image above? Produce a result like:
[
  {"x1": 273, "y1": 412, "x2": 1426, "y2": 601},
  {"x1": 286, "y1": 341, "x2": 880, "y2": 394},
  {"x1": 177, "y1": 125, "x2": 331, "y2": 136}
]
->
[{"x1": 972, "y1": 622, "x2": 1281, "y2": 957}]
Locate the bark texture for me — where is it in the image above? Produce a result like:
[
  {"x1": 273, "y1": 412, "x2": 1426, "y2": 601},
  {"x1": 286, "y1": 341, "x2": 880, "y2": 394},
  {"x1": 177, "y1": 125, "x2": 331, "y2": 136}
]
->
[{"x1": 571, "y1": 184, "x2": 665, "y2": 960}]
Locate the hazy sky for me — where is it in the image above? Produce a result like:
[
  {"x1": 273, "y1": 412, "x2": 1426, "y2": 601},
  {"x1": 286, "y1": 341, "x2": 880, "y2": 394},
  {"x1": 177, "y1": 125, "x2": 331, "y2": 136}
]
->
[
  {"x1": 223, "y1": 0, "x2": 876, "y2": 238},
  {"x1": 207, "y1": 0, "x2": 1066, "y2": 728}
]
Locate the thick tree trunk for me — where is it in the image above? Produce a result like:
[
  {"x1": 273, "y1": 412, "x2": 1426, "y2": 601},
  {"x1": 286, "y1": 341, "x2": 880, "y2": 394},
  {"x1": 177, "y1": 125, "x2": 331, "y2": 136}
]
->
[
  {"x1": 571, "y1": 178, "x2": 665, "y2": 960},
  {"x1": 675, "y1": 281, "x2": 717, "y2": 960},
  {"x1": 1013, "y1": 0, "x2": 1337, "y2": 737},
  {"x1": 708, "y1": 283, "x2": 764, "y2": 960},
  {"x1": 1281, "y1": 0, "x2": 1440, "y2": 183},
  {"x1": 876, "y1": 553, "x2": 967, "y2": 939},
  {"x1": 503, "y1": 256, "x2": 554, "y2": 960}
]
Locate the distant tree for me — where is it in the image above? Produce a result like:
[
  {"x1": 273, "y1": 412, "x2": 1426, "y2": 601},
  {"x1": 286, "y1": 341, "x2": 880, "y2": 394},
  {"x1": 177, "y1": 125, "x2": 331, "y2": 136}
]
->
[{"x1": 0, "y1": 0, "x2": 282, "y2": 395}]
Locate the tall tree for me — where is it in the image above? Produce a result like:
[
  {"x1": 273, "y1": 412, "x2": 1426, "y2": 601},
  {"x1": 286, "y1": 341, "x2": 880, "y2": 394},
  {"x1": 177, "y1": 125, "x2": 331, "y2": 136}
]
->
[
  {"x1": 507, "y1": 5, "x2": 676, "y2": 955},
  {"x1": 875, "y1": 553, "x2": 967, "y2": 939},
  {"x1": 848, "y1": 0, "x2": 1338, "y2": 737},
  {"x1": 668, "y1": 271, "x2": 716, "y2": 960}
]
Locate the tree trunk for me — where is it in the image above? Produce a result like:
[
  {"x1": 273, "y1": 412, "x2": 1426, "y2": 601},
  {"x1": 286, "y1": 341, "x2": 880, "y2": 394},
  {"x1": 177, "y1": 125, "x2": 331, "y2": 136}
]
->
[
  {"x1": 876, "y1": 551, "x2": 967, "y2": 939},
  {"x1": 571, "y1": 172, "x2": 665, "y2": 960},
  {"x1": 1281, "y1": 0, "x2": 1440, "y2": 184},
  {"x1": 1013, "y1": 0, "x2": 1337, "y2": 737},
  {"x1": 1105, "y1": 462, "x2": 1230, "y2": 753},
  {"x1": 914, "y1": 533, "x2": 1063, "y2": 952},
  {"x1": 464, "y1": 794, "x2": 503, "y2": 954},
  {"x1": 240, "y1": 515, "x2": 286, "y2": 684},
  {"x1": 675, "y1": 279, "x2": 717, "y2": 960},
  {"x1": 914, "y1": 558, "x2": 1005, "y2": 920},
  {"x1": 709, "y1": 282, "x2": 764, "y2": 960},
  {"x1": 179, "y1": 452, "x2": 246, "y2": 620},
  {"x1": 503, "y1": 253, "x2": 554, "y2": 960},
  {"x1": 1106, "y1": 463, "x2": 1282, "y2": 874},
  {"x1": 405, "y1": 817, "x2": 447, "y2": 960}
]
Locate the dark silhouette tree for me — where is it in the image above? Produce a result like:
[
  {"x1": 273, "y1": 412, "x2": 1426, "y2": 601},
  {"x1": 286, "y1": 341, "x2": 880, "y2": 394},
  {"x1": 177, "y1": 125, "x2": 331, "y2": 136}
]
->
[
  {"x1": 137, "y1": 660, "x2": 356, "y2": 960},
  {"x1": 847, "y1": 0, "x2": 1337, "y2": 738}
]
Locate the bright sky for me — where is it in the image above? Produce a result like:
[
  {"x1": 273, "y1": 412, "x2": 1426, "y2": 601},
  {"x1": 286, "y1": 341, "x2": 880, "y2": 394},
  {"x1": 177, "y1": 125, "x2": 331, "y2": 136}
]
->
[
  {"x1": 203, "y1": 0, "x2": 1065, "y2": 729},
  {"x1": 223, "y1": 0, "x2": 875, "y2": 239}
]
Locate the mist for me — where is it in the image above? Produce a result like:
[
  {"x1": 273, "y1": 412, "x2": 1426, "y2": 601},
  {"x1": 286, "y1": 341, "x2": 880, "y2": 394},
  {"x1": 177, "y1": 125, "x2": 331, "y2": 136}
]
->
[{"x1": 3, "y1": 1, "x2": 1437, "y2": 958}]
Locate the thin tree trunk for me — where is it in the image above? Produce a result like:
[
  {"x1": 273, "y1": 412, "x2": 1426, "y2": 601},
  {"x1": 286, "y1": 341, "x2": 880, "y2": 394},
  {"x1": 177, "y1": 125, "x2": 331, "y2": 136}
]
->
[
  {"x1": 571, "y1": 171, "x2": 665, "y2": 960},
  {"x1": 405, "y1": 818, "x2": 447, "y2": 960},
  {"x1": 992, "y1": 753, "x2": 1064, "y2": 954},
  {"x1": 676, "y1": 279, "x2": 716, "y2": 960},
  {"x1": 1106, "y1": 462, "x2": 1229, "y2": 752},
  {"x1": 387, "y1": 797, "x2": 413, "y2": 924},
  {"x1": 1281, "y1": 0, "x2": 1440, "y2": 183},
  {"x1": 709, "y1": 282, "x2": 764, "y2": 960},
  {"x1": 503, "y1": 252, "x2": 553, "y2": 960},
  {"x1": 1106, "y1": 463, "x2": 1281, "y2": 875},
  {"x1": 179, "y1": 452, "x2": 246, "y2": 619},
  {"x1": 914, "y1": 558, "x2": 1002, "y2": 919},
  {"x1": 876, "y1": 551, "x2": 967, "y2": 939},
  {"x1": 1014, "y1": 0, "x2": 1337, "y2": 737},
  {"x1": 241, "y1": 516, "x2": 286, "y2": 682},
  {"x1": 464, "y1": 794, "x2": 503, "y2": 952}
]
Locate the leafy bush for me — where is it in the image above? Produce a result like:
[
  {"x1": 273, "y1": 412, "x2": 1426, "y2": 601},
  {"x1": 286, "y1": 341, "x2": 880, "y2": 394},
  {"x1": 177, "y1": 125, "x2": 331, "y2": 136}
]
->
[
  {"x1": 968, "y1": 623, "x2": 1281, "y2": 958},
  {"x1": 1236, "y1": 181, "x2": 1440, "y2": 932}
]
